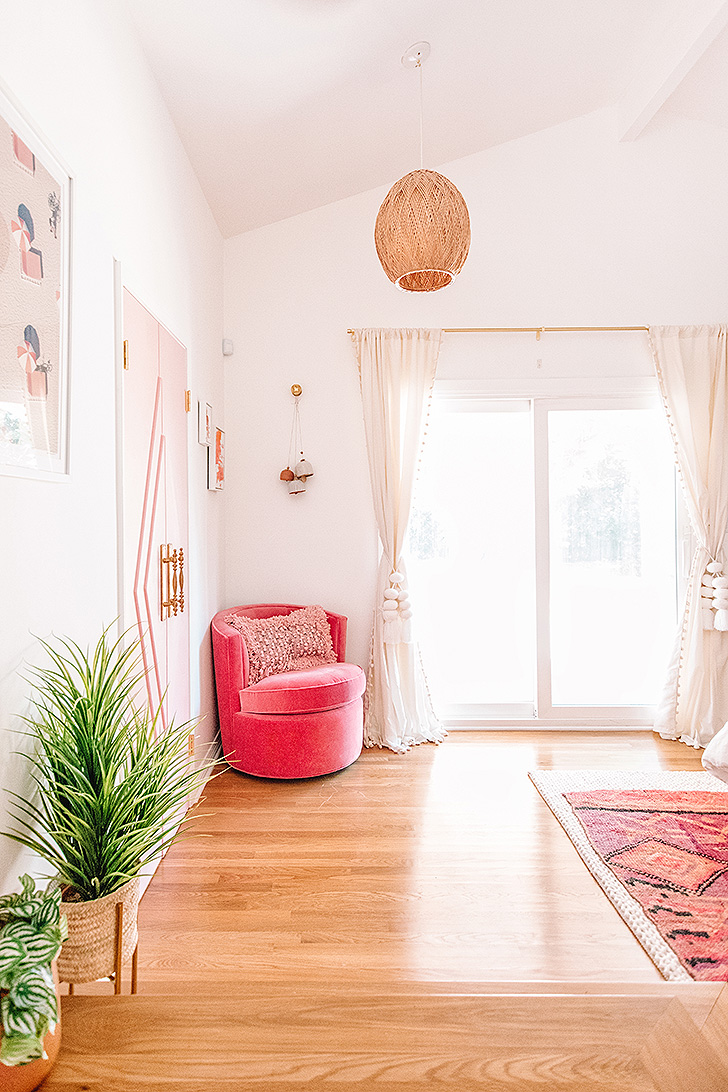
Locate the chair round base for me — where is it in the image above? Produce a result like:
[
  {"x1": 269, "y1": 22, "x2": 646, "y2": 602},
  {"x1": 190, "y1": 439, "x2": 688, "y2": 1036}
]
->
[{"x1": 222, "y1": 697, "x2": 364, "y2": 780}]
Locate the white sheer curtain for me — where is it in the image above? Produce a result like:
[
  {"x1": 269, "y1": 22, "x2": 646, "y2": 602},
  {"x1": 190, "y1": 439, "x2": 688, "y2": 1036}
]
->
[
  {"x1": 650, "y1": 325, "x2": 728, "y2": 747},
  {"x1": 352, "y1": 328, "x2": 446, "y2": 752}
]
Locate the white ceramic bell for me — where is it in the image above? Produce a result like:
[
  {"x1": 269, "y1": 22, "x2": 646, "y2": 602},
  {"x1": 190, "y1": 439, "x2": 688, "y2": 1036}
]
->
[
  {"x1": 287, "y1": 478, "x2": 306, "y2": 494},
  {"x1": 295, "y1": 459, "x2": 314, "y2": 480}
]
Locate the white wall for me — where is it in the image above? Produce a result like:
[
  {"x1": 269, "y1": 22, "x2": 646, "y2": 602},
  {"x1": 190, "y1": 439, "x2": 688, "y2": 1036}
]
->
[
  {"x1": 223, "y1": 105, "x2": 728, "y2": 668},
  {"x1": 0, "y1": 0, "x2": 225, "y2": 890}
]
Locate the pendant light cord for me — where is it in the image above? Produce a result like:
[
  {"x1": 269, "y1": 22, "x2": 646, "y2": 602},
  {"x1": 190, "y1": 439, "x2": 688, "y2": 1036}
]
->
[{"x1": 418, "y1": 59, "x2": 424, "y2": 169}]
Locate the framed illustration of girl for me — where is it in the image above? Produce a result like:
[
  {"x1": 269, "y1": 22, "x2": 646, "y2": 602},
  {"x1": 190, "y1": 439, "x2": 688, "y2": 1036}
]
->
[{"x1": 0, "y1": 82, "x2": 72, "y2": 479}]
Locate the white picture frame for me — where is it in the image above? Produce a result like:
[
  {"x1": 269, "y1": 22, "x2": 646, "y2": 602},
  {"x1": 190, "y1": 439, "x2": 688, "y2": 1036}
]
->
[
  {"x1": 0, "y1": 81, "x2": 72, "y2": 480},
  {"x1": 198, "y1": 400, "x2": 212, "y2": 446},
  {"x1": 207, "y1": 426, "x2": 224, "y2": 491}
]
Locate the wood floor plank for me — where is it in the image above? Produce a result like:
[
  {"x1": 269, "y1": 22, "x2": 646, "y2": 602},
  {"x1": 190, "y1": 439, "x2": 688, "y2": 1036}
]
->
[
  {"x1": 44, "y1": 993, "x2": 667, "y2": 1091},
  {"x1": 697, "y1": 983, "x2": 728, "y2": 1066},
  {"x1": 639, "y1": 998, "x2": 728, "y2": 1092},
  {"x1": 54, "y1": 993, "x2": 677, "y2": 1049}
]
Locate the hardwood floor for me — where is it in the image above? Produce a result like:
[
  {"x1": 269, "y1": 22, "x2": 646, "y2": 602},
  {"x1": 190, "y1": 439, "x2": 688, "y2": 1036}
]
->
[
  {"x1": 49, "y1": 731, "x2": 728, "y2": 1090},
  {"x1": 128, "y1": 730, "x2": 704, "y2": 992}
]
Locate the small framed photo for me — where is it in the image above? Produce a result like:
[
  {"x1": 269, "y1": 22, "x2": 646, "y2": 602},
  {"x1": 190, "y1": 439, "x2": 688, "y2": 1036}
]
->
[
  {"x1": 207, "y1": 426, "x2": 224, "y2": 491},
  {"x1": 198, "y1": 400, "x2": 212, "y2": 446}
]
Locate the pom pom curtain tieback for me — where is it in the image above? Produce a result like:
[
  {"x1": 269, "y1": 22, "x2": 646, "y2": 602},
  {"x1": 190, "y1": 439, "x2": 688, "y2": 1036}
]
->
[
  {"x1": 375, "y1": 42, "x2": 470, "y2": 293},
  {"x1": 280, "y1": 384, "x2": 314, "y2": 494},
  {"x1": 381, "y1": 570, "x2": 413, "y2": 644},
  {"x1": 701, "y1": 559, "x2": 728, "y2": 631}
]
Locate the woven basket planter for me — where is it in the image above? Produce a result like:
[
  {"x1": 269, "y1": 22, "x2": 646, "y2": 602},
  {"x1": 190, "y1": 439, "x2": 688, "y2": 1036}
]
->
[
  {"x1": 58, "y1": 877, "x2": 140, "y2": 984},
  {"x1": 374, "y1": 168, "x2": 470, "y2": 292}
]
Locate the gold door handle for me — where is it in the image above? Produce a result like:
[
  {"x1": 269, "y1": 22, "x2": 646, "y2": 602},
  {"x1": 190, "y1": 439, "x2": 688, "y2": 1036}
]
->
[
  {"x1": 178, "y1": 549, "x2": 185, "y2": 614},
  {"x1": 160, "y1": 544, "x2": 186, "y2": 620}
]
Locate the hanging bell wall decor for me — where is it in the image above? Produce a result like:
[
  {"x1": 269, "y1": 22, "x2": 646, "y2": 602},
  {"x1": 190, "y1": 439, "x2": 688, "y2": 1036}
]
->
[{"x1": 281, "y1": 385, "x2": 314, "y2": 495}]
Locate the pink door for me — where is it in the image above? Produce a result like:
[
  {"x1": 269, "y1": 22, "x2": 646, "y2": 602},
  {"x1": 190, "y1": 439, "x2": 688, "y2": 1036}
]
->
[{"x1": 121, "y1": 289, "x2": 190, "y2": 729}]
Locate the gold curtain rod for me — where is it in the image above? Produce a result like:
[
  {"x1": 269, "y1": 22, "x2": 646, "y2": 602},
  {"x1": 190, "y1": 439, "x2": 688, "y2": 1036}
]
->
[{"x1": 348, "y1": 325, "x2": 650, "y2": 339}]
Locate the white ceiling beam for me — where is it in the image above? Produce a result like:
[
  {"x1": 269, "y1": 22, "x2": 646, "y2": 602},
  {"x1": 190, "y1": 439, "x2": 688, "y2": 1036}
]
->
[{"x1": 618, "y1": 0, "x2": 728, "y2": 142}]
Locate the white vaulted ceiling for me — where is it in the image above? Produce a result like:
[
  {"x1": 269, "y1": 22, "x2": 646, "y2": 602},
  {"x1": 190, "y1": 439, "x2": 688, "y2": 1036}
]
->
[{"x1": 121, "y1": 0, "x2": 728, "y2": 236}]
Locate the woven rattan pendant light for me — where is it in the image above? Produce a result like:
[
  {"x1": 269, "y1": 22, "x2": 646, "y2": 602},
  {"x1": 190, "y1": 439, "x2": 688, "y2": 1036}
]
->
[{"x1": 375, "y1": 42, "x2": 470, "y2": 292}]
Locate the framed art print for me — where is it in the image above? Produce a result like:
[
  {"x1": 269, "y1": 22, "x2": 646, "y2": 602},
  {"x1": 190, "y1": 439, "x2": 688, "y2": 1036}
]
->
[
  {"x1": 207, "y1": 426, "x2": 224, "y2": 491},
  {"x1": 198, "y1": 400, "x2": 212, "y2": 446},
  {"x1": 0, "y1": 83, "x2": 72, "y2": 479},
  {"x1": 214, "y1": 427, "x2": 225, "y2": 490}
]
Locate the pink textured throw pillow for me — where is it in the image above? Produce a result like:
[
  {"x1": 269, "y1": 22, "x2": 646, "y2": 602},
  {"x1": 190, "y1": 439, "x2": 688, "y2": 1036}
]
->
[
  {"x1": 225, "y1": 606, "x2": 337, "y2": 685},
  {"x1": 286, "y1": 605, "x2": 338, "y2": 672}
]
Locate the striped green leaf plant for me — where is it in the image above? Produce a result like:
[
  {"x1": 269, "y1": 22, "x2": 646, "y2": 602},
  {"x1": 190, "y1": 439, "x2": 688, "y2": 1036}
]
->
[
  {"x1": 0, "y1": 874, "x2": 66, "y2": 1066},
  {"x1": 3, "y1": 627, "x2": 217, "y2": 903}
]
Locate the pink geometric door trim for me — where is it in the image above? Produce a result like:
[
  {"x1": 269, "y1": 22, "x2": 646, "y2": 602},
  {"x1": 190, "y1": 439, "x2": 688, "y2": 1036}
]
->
[
  {"x1": 132, "y1": 375, "x2": 165, "y2": 726},
  {"x1": 122, "y1": 290, "x2": 190, "y2": 731}
]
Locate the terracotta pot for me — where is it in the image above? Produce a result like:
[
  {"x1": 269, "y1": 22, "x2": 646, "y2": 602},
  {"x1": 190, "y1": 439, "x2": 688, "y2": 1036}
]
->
[{"x1": 0, "y1": 966, "x2": 61, "y2": 1092}]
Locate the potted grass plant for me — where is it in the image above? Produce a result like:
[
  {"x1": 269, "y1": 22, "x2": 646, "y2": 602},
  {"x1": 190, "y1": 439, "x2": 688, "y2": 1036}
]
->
[
  {"x1": 0, "y1": 874, "x2": 66, "y2": 1091},
  {"x1": 3, "y1": 628, "x2": 215, "y2": 988}
]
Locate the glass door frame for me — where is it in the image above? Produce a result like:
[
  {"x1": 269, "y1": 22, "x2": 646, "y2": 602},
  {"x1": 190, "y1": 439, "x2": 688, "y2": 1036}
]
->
[
  {"x1": 430, "y1": 378, "x2": 680, "y2": 727},
  {"x1": 533, "y1": 393, "x2": 678, "y2": 725},
  {"x1": 424, "y1": 395, "x2": 536, "y2": 724}
]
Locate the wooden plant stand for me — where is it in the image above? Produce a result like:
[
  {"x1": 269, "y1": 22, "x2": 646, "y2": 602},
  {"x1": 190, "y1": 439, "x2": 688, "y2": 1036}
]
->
[{"x1": 66, "y1": 900, "x2": 139, "y2": 996}]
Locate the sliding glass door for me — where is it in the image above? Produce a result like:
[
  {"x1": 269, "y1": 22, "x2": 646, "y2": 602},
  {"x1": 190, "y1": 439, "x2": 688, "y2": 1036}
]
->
[
  {"x1": 408, "y1": 391, "x2": 679, "y2": 723},
  {"x1": 408, "y1": 400, "x2": 536, "y2": 717},
  {"x1": 537, "y1": 400, "x2": 679, "y2": 720}
]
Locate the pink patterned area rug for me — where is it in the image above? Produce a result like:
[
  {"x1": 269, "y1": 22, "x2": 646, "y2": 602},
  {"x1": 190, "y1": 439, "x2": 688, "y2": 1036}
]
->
[{"x1": 529, "y1": 770, "x2": 728, "y2": 981}]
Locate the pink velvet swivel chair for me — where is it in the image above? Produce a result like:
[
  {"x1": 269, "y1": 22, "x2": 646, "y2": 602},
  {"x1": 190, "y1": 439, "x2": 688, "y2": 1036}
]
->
[{"x1": 211, "y1": 605, "x2": 365, "y2": 778}]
